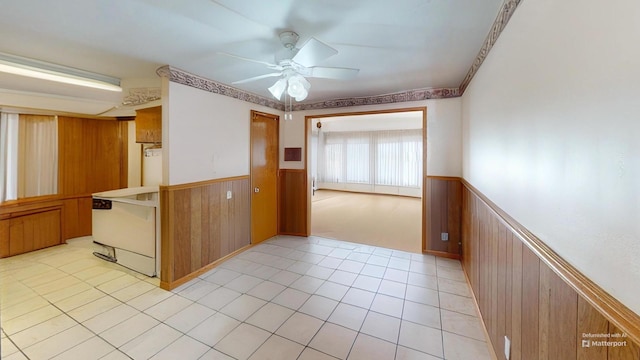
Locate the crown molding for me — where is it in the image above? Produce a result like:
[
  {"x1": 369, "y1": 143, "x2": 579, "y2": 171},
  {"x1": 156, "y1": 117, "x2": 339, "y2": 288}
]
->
[
  {"x1": 158, "y1": 65, "x2": 461, "y2": 111},
  {"x1": 458, "y1": 0, "x2": 523, "y2": 94},
  {"x1": 156, "y1": 65, "x2": 285, "y2": 111},
  {"x1": 291, "y1": 87, "x2": 460, "y2": 111}
]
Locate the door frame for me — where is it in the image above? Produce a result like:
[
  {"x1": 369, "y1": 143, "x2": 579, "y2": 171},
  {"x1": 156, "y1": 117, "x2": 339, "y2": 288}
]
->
[
  {"x1": 250, "y1": 110, "x2": 280, "y2": 244},
  {"x1": 304, "y1": 107, "x2": 428, "y2": 251}
]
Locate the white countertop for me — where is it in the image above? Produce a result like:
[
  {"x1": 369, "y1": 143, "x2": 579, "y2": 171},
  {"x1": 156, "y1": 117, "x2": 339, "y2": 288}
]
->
[{"x1": 92, "y1": 186, "x2": 159, "y2": 198}]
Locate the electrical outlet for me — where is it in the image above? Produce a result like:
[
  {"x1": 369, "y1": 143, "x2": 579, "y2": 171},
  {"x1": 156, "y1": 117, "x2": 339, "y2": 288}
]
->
[
  {"x1": 441, "y1": 232, "x2": 449, "y2": 241},
  {"x1": 504, "y1": 336, "x2": 511, "y2": 360},
  {"x1": 226, "y1": 190, "x2": 232, "y2": 199}
]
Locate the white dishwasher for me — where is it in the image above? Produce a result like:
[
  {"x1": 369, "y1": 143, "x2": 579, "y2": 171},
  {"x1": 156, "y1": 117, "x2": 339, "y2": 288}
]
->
[{"x1": 92, "y1": 186, "x2": 160, "y2": 277}]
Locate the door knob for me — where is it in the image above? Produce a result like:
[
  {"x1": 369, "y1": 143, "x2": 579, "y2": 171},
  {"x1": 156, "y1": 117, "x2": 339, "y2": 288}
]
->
[{"x1": 254, "y1": 187, "x2": 260, "y2": 193}]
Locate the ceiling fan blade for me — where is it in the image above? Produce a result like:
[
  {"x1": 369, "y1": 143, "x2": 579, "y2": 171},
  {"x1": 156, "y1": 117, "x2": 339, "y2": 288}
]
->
[
  {"x1": 292, "y1": 37, "x2": 338, "y2": 67},
  {"x1": 309, "y1": 67, "x2": 359, "y2": 80},
  {"x1": 232, "y1": 72, "x2": 283, "y2": 84},
  {"x1": 216, "y1": 52, "x2": 282, "y2": 70}
]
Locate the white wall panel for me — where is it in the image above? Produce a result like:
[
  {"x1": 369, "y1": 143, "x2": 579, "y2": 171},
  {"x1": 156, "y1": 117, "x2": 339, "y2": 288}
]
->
[{"x1": 462, "y1": 0, "x2": 640, "y2": 313}]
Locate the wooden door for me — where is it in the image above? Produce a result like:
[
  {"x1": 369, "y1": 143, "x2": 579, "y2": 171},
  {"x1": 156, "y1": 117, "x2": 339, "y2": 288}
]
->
[{"x1": 251, "y1": 111, "x2": 279, "y2": 243}]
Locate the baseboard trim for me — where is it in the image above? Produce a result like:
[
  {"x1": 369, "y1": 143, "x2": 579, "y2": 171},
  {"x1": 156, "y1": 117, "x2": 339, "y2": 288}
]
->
[
  {"x1": 423, "y1": 249, "x2": 460, "y2": 260},
  {"x1": 461, "y1": 179, "x2": 640, "y2": 345},
  {"x1": 160, "y1": 244, "x2": 253, "y2": 291}
]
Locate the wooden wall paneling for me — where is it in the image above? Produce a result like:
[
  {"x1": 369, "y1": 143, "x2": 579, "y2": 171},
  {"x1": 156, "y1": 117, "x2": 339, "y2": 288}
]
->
[
  {"x1": 173, "y1": 188, "x2": 192, "y2": 280},
  {"x1": 278, "y1": 169, "x2": 308, "y2": 236},
  {"x1": 93, "y1": 120, "x2": 124, "y2": 192},
  {"x1": 8, "y1": 210, "x2": 61, "y2": 256},
  {"x1": 58, "y1": 117, "x2": 85, "y2": 195},
  {"x1": 490, "y1": 215, "x2": 499, "y2": 345},
  {"x1": 476, "y1": 201, "x2": 486, "y2": 320},
  {"x1": 63, "y1": 198, "x2": 79, "y2": 239},
  {"x1": 548, "y1": 270, "x2": 578, "y2": 360},
  {"x1": 496, "y1": 222, "x2": 507, "y2": 359},
  {"x1": 8, "y1": 216, "x2": 27, "y2": 255},
  {"x1": 471, "y1": 193, "x2": 480, "y2": 295},
  {"x1": 504, "y1": 229, "x2": 513, "y2": 359},
  {"x1": 426, "y1": 178, "x2": 445, "y2": 252},
  {"x1": 521, "y1": 245, "x2": 540, "y2": 359},
  {"x1": 0, "y1": 220, "x2": 9, "y2": 257},
  {"x1": 190, "y1": 186, "x2": 203, "y2": 272},
  {"x1": 119, "y1": 120, "x2": 128, "y2": 188},
  {"x1": 461, "y1": 183, "x2": 640, "y2": 360},
  {"x1": 577, "y1": 296, "x2": 608, "y2": 360},
  {"x1": 160, "y1": 177, "x2": 252, "y2": 289},
  {"x1": 461, "y1": 188, "x2": 471, "y2": 276},
  {"x1": 160, "y1": 186, "x2": 173, "y2": 284},
  {"x1": 539, "y1": 260, "x2": 552, "y2": 360},
  {"x1": 226, "y1": 181, "x2": 237, "y2": 253},
  {"x1": 447, "y1": 180, "x2": 462, "y2": 254},
  {"x1": 233, "y1": 179, "x2": 250, "y2": 251},
  {"x1": 219, "y1": 182, "x2": 231, "y2": 257},
  {"x1": 58, "y1": 116, "x2": 126, "y2": 196},
  {"x1": 199, "y1": 184, "x2": 211, "y2": 266},
  {"x1": 208, "y1": 182, "x2": 222, "y2": 262},
  {"x1": 480, "y1": 204, "x2": 490, "y2": 339},
  {"x1": 607, "y1": 324, "x2": 640, "y2": 360},
  {"x1": 510, "y1": 233, "x2": 523, "y2": 360},
  {"x1": 77, "y1": 196, "x2": 93, "y2": 236}
]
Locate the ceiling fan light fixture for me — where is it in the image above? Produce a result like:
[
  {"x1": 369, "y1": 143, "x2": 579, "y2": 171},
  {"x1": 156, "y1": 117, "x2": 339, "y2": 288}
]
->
[
  {"x1": 287, "y1": 74, "x2": 310, "y2": 101},
  {"x1": 268, "y1": 78, "x2": 287, "y2": 100}
]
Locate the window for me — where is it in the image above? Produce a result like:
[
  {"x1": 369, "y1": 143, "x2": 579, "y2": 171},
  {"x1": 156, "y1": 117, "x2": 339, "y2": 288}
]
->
[
  {"x1": 0, "y1": 113, "x2": 58, "y2": 202},
  {"x1": 319, "y1": 129, "x2": 422, "y2": 189}
]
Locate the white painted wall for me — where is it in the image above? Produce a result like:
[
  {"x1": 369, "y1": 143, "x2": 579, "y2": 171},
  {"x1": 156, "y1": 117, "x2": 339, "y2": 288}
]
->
[
  {"x1": 462, "y1": 0, "x2": 640, "y2": 314},
  {"x1": 164, "y1": 81, "x2": 282, "y2": 185},
  {"x1": 281, "y1": 97, "x2": 462, "y2": 177}
]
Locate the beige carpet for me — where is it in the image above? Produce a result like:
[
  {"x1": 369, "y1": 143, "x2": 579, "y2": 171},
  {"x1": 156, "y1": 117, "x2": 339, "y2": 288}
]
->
[{"x1": 311, "y1": 190, "x2": 422, "y2": 253}]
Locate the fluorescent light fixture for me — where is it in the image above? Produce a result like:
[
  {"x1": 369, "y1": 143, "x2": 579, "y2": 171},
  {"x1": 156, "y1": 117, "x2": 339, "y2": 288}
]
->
[{"x1": 0, "y1": 52, "x2": 122, "y2": 92}]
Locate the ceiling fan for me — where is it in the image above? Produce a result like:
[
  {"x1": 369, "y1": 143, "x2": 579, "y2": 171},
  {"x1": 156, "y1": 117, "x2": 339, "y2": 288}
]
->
[{"x1": 223, "y1": 31, "x2": 359, "y2": 102}]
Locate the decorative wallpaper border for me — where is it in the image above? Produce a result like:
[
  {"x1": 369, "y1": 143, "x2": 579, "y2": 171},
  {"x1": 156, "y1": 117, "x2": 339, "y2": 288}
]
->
[
  {"x1": 458, "y1": 0, "x2": 522, "y2": 93},
  {"x1": 158, "y1": 0, "x2": 521, "y2": 111},
  {"x1": 156, "y1": 66, "x2": 285, "y2": 111},
  {"x1": 291, "y1": 88, "x2": 460, "y2": 111}
]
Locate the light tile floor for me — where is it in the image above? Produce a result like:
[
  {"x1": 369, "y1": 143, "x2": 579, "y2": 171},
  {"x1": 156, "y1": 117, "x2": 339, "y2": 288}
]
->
[{"x1": 0, "y1": 235, "x2": 493, "y2": 360}]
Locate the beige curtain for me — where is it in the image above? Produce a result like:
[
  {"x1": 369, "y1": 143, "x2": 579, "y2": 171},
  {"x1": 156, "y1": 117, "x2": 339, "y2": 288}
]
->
[
  {"x1": 17, "y1": 115, "x2": 58, "y2": 198},
  {"x1": 0, "y1": 113, "x2": 19, "y2": 202}
]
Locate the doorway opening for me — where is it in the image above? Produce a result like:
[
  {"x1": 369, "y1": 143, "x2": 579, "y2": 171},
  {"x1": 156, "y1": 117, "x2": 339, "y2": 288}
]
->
[{"x1": 306, "y1": 108, "x2": 426, "y2": 253}]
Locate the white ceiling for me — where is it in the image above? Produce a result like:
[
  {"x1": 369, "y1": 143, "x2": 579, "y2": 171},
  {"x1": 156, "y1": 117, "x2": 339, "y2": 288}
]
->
[{"x1": 0, "y1": 0, "x2": 503, "y2": 115}]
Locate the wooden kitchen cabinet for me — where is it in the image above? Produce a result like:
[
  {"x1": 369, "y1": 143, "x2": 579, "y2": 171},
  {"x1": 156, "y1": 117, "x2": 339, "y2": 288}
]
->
[
  {"x1": 135, "y1": 106, "x2": 162, "y2": 144},
  {"x1": 6, "y1": 209, "x2": 62, "y2": 256}
]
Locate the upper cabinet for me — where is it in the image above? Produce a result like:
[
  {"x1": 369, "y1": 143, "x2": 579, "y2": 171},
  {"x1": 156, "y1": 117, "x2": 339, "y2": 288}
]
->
[{"x1": 135, "y1": 106, "x2": 162, "y2": 144}]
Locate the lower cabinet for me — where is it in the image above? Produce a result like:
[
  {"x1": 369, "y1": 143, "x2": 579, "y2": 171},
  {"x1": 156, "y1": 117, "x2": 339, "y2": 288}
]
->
[{"x1": 0, "y1": 208, "x2": 62, "y2": 257}]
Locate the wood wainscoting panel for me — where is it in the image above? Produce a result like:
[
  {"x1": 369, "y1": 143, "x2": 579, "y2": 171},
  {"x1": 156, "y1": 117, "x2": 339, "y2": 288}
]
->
[
  {"x1": 160, "y1": 176, "x2": 251, "y2": 290},
  {"x1": 425, "y1": 176, "x2": 462, "y2": 256},
  {"x1": 460, "y1": 182, "x2": 640, "y2": 360},
  {"x1": 577, "y1": 296, "x2": 608, "y2": 360},
  {"x1": 58, "y1": 116, "x2": 127, "y2": 195},
  {"x1": 62, "y1": 198, "x2": 80, "y2": 240},
  {"x1": 278, "y1": 169, "x2": 308, "y2": 236},
  {"x1": 0, "y1": 220, "x2": 8, "y2": 257},
  {"x1": 62, "y1": 196, "x2": 94, "y2": 240},
  {"x1": 8, "y1": 209, "x2": 61, "y2": 256}
]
